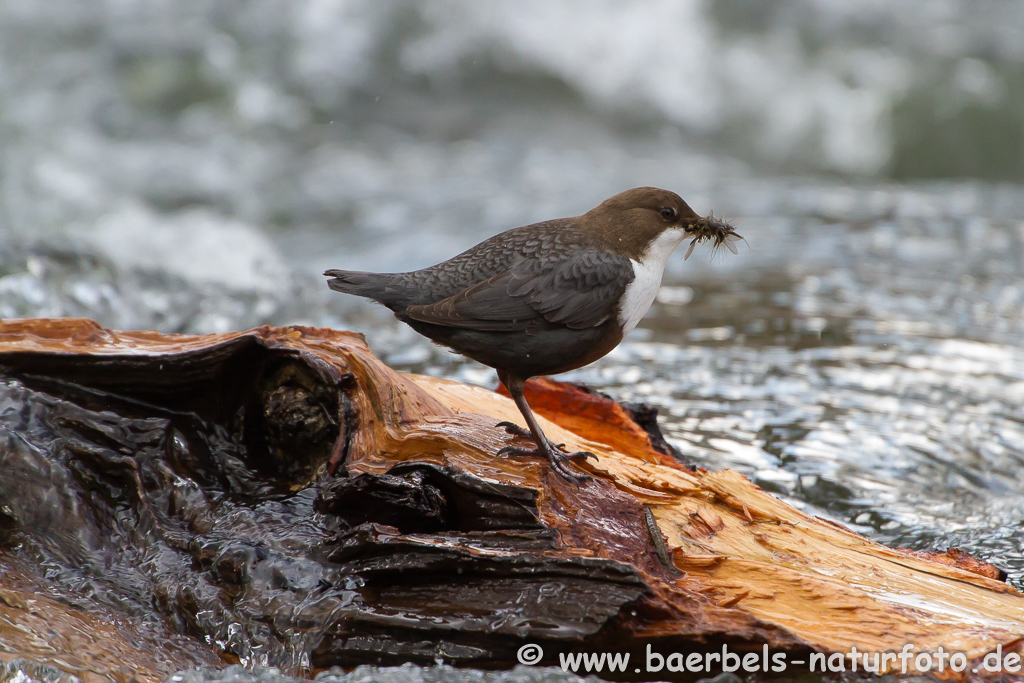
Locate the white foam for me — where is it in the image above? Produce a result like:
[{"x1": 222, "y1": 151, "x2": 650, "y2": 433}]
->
[{"x1": 86, "y1": 206, "x2": 290, "y2": 293}]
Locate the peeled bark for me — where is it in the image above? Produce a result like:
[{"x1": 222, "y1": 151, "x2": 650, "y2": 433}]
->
[{"x1": 0, "y1": 318, "x2": 1022, "y2": 681}]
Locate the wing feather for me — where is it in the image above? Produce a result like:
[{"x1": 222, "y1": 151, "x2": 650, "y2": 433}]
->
[{"x1": 404, "y1": 251, "x2": 634, "y2": 332}]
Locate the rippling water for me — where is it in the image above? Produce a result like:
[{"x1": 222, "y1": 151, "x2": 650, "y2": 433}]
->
[{"x1": 1, "y1": 2, "x2": 1024, "y2": 681}]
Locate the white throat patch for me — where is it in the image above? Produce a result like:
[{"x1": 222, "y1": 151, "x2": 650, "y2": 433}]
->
[{"x1": 617, "y1": 228, "x2": 687, "y2": 336}]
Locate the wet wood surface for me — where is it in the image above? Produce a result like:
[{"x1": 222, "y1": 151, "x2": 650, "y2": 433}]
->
[
  {"x1": 0, "y1": 318, "x2": 1022, "y2": 681},
  {"x1": 0, "y1": 554, "x2": 223, "y2": 683}
]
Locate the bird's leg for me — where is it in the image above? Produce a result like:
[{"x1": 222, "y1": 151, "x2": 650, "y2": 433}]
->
[
  {"x1": 494, "y1": 371, "x2": 552, "y2": 443},
  {"x1": 495, "y1": 370, "x2": 536, "y2": 437},
  {"x1": 495, "y1": 372, "x2": 596, "y2": 483}
]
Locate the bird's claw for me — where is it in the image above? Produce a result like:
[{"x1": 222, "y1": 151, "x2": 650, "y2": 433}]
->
[
  {"x1": 495, "y1": 420, "x2": 597, "y2": 483},
  {"x1": 497, "y1": 442, "x2": 595, "y2": 484},
  {"x1": 546, "y1": 450, "x2": 594, "y2": 484},
  {"x1": 496, "y1": 422, "x2": 597, "y2": 460},
  {"x1": 499, "y1": 446, "x2": 540, "y2": 456},
  {"x1": 496, "y1": 421, "x2": 533, "y2": 440},
  {"x1": 567, "y1": 450, "x2": 599, "y2": 462}
]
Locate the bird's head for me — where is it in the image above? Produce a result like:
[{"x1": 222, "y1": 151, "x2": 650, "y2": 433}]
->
[{"x1": 582, "y1": 187, "x2": 741, "y2": 262}]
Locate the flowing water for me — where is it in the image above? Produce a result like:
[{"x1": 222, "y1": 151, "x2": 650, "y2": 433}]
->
[{"x1": 1, "y1": 1, "x2": 1024, "y2": 681}]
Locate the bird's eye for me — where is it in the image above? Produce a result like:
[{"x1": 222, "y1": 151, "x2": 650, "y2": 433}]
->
[{"x1": 659, "y1": 207, "x2": 677, "y2": 221}]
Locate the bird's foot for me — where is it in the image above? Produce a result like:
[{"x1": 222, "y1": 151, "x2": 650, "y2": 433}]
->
[{"x1": 496, "y1": 422, "x2": 597, "y2": 484}]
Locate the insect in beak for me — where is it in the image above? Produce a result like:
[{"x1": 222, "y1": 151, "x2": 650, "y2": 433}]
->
[{"x1": 682, "y1": 213, "x2": 743, "y2": 261}]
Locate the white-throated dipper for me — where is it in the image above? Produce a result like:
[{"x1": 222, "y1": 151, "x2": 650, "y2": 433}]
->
[{"x1": 326, "y1": 187, "x2": 741, "y2": 483}]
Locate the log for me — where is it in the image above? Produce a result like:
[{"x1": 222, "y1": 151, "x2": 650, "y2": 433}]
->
[{"x1": 0, "y1": 318, "x2": 1022, "y2": 681}]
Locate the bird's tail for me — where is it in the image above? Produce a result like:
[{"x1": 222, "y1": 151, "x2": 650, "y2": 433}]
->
[{"x1": 324, "y1": 269, "x2": 392, "y2": 301}]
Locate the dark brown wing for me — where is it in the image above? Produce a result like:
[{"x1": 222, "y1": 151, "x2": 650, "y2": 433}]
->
[{"x1": 403, "y1": 251, "x2": 634, "y2": 332}]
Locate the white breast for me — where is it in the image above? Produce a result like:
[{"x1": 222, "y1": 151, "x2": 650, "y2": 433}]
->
[{"x1": 617, "y1": 228, "x2": 687, "y2": 336}]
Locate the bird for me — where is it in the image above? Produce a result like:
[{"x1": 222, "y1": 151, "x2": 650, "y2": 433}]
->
[{"x1": 325, "y1": 187, "x2": 741, "y2": 483}]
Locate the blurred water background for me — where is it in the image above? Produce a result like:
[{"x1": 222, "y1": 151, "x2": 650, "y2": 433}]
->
[{"x1": 2, "y1": 1, "x2": 1024, "y2": 681}]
